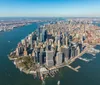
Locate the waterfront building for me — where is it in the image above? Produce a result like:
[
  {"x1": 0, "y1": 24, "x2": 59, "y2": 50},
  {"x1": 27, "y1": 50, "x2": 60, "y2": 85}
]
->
[
  {"x1": 38, "y1": 27, "x2": 40, "y2": 39},
  {"x1": 71, "y1": 46, "x2": 75, "y2": 58},
  {"x1": 79, "y1": 43, "x2": 83, "y2": 52},
  {"x1": 16, "y1": 48, "x2": 20, "y2": 56},
  {"x1": 21, "y1": 39, "x2": 25, "y2": 46},
  {"x1": 77, "y1": 46, "x2": 80, "y2": 55},
  {"x1": 46, "y1": 51, "x2": 54, "y2": 67},
  {"x1": 71, "y1": 46, "x2": 77, "y2": 58},
  {"x1": 56, "y1": 52, "x2": 63, "y2": 66},
  {"x1": 61, "y1": 46, "x2": 69, "y2": 62},
  {"x1": 75, "y1": 48, "x2": 78, "y2": 57}
]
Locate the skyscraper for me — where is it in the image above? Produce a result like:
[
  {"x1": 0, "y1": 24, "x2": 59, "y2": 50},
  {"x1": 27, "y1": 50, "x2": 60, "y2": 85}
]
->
[
  {"x1": 16, "y1": 47, "x2": 20, "y2": 56},
  {"x1": 57, "y1": 39, "x2": 61, "y2": 51},
  {"x1": 39, "y1": 51, "x2": 46, "y2": 65},
  {"x1": 40, "y1": 33, "x2": 43, "y2": 42},
  {"x1": 46, "y1": 51, "x2": 54, "y2": 67},
  {"x1": 32, "y1": 50, "x2": 36, "y2": 63},
  {"x1": 61, "y1": 46, "x2": 69, "y2": 62},
  {"x1": 56, "y1": 52, "x2": 63, "y2": 66},
  {"x1": 79, "y1": 43, "x2": 83, "y2": 52},
  {"x1": 66, "y1": 36, "x2": 68, "y2": 47},
  {"x1": 24, "y1": 47, "x2": 28, "y2": 56},
  {"x1": 77, "y1": 46, "x2": 80, "y2": 55},
  {"x1": 42, "y1": 29, "x2": 47, "y2": 42},
  {"x1": 28, "y1": 34, "x2": 33, "y2": 49}
]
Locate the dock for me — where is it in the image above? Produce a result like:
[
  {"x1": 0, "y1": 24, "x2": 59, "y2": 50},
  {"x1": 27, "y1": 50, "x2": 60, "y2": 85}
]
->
[{"x1": 66, "y1": 65, "x2": 81, "y2": 72}]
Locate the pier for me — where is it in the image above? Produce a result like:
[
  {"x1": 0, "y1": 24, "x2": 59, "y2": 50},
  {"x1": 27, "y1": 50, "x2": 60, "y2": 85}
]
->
[{"x1": 66, "y1": 65, "x2": 81, "y2": 72}]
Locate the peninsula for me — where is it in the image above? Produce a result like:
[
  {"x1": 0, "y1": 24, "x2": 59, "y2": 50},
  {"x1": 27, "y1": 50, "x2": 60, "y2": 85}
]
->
[{"x1": 9, "y1": 18, "x2": 100, "y2": 80}]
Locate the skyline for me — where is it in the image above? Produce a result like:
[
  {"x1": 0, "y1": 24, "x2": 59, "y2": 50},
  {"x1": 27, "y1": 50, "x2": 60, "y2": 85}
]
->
[{"x1": 0, "y1": 0, "x2": 100, "y2": 17}]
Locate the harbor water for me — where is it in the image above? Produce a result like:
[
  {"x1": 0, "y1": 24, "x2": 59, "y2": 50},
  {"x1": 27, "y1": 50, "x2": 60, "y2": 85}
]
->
[{"x1": 0, "y1": 22, "x2": 100, "y2": 85}]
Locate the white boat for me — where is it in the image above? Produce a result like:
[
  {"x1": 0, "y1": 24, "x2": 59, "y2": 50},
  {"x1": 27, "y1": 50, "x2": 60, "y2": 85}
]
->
[
  {"x1": 8, "y1": 41, "x2": 11, "y2": 43},
  {"x1": 57, "y1": 80, "x2": 60, "y2": 85}
]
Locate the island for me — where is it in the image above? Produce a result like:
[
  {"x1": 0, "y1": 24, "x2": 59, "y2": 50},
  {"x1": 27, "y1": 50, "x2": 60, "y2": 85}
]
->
[{"x1": 9, "y1": 18, "x2": 100, "y2": 81}]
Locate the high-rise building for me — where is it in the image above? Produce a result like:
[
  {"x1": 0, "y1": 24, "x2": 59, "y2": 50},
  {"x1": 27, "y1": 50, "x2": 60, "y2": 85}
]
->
[
  {"x1": 71, "y1": 46, "x2": 76, "y2": 58},
  {"x1": 79, "y1": 43, "x2": 83, "y2": 52},
  {"x1": 40, "y1": 33, "x2": 43, "y2": 42},
  {"x1": 74, "y1": 48, "x2": 78, "y2": 57},
  {"x1": 24, "y1": 47, "x2": 28, "y2": 56},
  {"x1": 32, "y1": 50, "x2": 36, "y2": 63},
  {"x1": 61, "y1": 46, "x2": 69, "y2": 62},
  {"x1": 42, "y1": 29, "x2": 47, "y2": 42},
  {"x1": 46, "y1": 51, "x2": 54, "y2": 67},
  {"x1": 57, "y1": 39, "x2": 61, "y2": 51},
  {"x1": 39, "y1": 51, "x2": 46, "y2": 65},
  {"x1": 77, "y1": 46, "x2": 80, "y2": 55},
  {"x1": 35, "y1": 48, "x2": 40, "y2": 62},
  {"x1": 56, "y1": 52, "x2": 63, "y2": 66},
  {"x1": 38, "y1": 27, "x2": 40, "y2": 39},
  {"x1": 21, "y1": 39, "x2": 25, "y2": 46},
  {"x1": 66, "y1": 37, "x2": 68, "y2": 47},
  {"x1": 28, "y1": 34, "x2": 33, "y2": 49},
  {"x1": 16, "y1": 47, "x2": 20, "y2": 56}
]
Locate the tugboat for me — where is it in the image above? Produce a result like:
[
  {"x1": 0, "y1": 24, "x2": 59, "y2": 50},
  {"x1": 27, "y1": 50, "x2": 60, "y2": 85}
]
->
[{"x1": 57, "y1": 80, "x2": 60, "y2": 85}]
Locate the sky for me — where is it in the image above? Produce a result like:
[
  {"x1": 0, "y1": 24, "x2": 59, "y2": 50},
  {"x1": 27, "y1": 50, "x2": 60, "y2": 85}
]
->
[{"x1": 0, "y1": 0, "x2": 100, "y2": 17}]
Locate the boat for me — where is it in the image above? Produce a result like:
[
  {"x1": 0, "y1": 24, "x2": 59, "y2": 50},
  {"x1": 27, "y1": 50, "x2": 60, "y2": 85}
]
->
[
  {"x1": 8, "y1": 41, "x2": 11, "y2": 43},
  {"x1": 57, "y1": 80, "x2": 60, "y2": 85}
]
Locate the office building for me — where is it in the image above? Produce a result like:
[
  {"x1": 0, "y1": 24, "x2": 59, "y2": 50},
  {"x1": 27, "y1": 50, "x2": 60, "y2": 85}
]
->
[
  {"x1": 24, "y1": 48, "x2": 28, "y2": 56},
  {"x1": 61, "y1": 46, "x2": 69, "y2": 62},
  {"x1": 40, "y1": 33, "x2": 43, "y2": 42},
  {"x1": 74, "y1": 48, "x2": 78, "y2": 57},
  {"x1": 32, "y1": 50, "x2": 36, "y2": 63},
  {"x1": 46, "y1": 51, "x2": 54, "y2": 67},
  {"x1": 42, "y1": 29, "x2": 47, "y2": 42},
  {"x1": 28, "y1": 34, "x2": 33, "y2": 49},
  {"x1": 56, "y1": 52, "x2": 63, "y2": 66},
  {"x1": 57, "y1": 39, "x2": 61, "y2": 51},
  {"x1": 16, "y1": 47, "x2": 20, "y2": 56},
  {"x1": 77, "y1": 46, "x2": 80, "y2": 55},
  {"x1": 66, "y1": 36, "x2": 68, "y2": 47},
  {"x1": 39, "y1": 51, "x2": 46, "y2": 65},
  {"x1": 79, "y1": 43, "x2": 83, "y2": 52}
]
